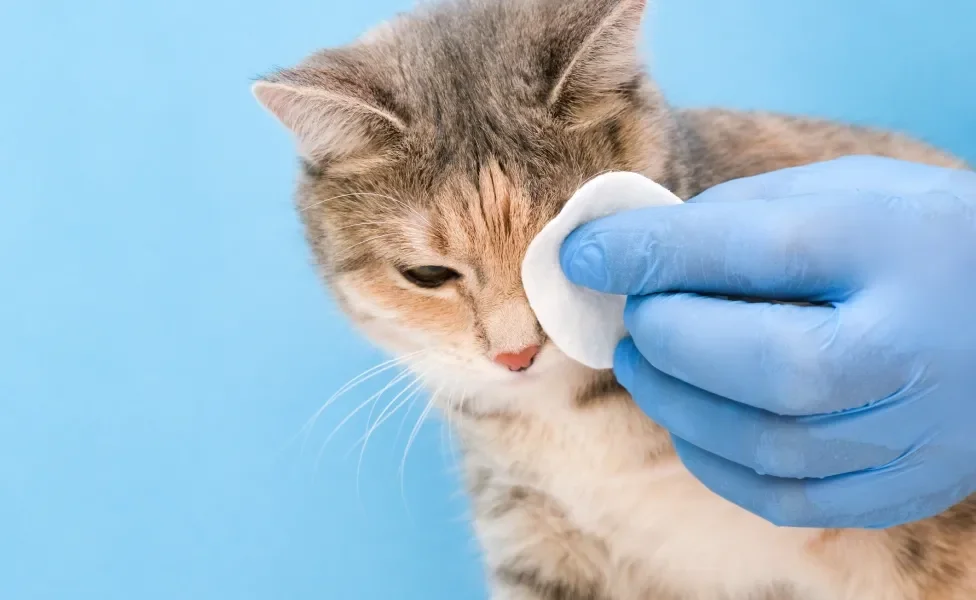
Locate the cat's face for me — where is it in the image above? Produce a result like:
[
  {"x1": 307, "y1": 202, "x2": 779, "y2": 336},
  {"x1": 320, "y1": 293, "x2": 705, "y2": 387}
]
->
[{"x1": 254, "y1": 0, "x2": 670, "y2": 409}]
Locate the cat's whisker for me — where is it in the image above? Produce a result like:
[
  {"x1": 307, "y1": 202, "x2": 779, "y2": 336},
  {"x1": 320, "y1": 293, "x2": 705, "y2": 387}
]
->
[
  {"x1": 355, "y1": 352, "x2": 429, "y2": 458},
  {"x1": 353, "y1": 375, "x2": 431, "y2": 502},
  {"x1": 323, "y1": 367, "x2": 415, "y2": 447},
  {"x1": 358, "y1": 376, "x2": 386, "y2": 455},
  {"x1": 356, "y1": 379, "x2": 423, "y2": 494},
  {"x1": 305, "y1": 191, "x2": 433, "y2": 229},
  {"x1": 393, "y1": 390, "x2": 419, "y2": 447},
  {"x1": 334, "y1": 220, "x2": 398, "y2": 232},
  {"x1": 441, "y1": 387, "x2": 466, "y2": 473},
  {"x1": 294, "y1": 360, "x2": 403, "y2": 457},
  {"x1": 355, "y1": 363, "x2": 412, "y2": 462},
  {"x1": 353, "y1": 192, "x2": 433, "y2": 228},
  {"x1": 399, "y1": 394, "x2": 437, "y2": 504},
  {"x1": 345, "y1": 232, "x2": 404, "y2": 252},
  {"x1": 300, "y1": 192, "x2": 393, "y2": 213},
  {"x1": 313, "y1": 367, "x2": 416, "y2": 472},
  {"x1": 349, "y1": 372, "x2": 429, "y2": 461},
  {"x1": 294, "y1": 350, "x2": 428, "y2": 455},
  {"x1": 439, "y1": 388, "x2": 456, "y2": 467}
]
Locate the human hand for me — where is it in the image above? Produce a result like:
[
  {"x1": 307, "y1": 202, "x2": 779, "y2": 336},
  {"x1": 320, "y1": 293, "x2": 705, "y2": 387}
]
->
[{"x1": 560, "y1": 156, "x2": 976, "y2": 529}]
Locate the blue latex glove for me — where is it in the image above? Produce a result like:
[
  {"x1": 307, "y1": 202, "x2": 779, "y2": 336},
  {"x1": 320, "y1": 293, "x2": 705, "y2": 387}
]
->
[{"x1": 560, "y1": 156, "x2": 976, "y2": 529}]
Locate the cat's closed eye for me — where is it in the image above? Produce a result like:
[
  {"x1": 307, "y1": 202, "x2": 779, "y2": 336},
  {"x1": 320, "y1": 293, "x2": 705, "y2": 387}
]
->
[{"x1": 399, "y1": 266, "x2": 461, "y2": 289}]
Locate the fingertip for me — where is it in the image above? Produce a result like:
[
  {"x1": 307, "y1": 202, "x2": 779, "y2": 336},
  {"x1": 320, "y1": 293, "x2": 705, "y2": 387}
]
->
[
  {"x1": 558, "y1": 226, "x2": 584, "y2": 280},
  {"x1": 559, "y1": 225, "x2": 609, "y2": 290}
]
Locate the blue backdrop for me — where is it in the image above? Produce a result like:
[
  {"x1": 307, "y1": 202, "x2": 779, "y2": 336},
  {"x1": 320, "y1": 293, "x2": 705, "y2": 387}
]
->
[{"x1": 2, "y1": 1, "x2": 973, "y2": 599}]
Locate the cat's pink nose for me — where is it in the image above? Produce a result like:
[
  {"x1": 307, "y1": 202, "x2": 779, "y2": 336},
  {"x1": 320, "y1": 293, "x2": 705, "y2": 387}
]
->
[{"x1": 493, "y1": 345, "x2": 540, "y2": 372}]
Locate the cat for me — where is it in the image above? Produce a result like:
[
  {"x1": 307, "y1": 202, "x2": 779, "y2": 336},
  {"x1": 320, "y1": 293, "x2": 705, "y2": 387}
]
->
[{"x1": 252, "y1": 0, "x2": 975, "y2": 598}]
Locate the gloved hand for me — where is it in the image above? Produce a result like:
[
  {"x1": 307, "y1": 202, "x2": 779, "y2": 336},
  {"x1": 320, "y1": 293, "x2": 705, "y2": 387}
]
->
[{"x1": 560, "y1": 155, "x2": 976, "y2": 529}]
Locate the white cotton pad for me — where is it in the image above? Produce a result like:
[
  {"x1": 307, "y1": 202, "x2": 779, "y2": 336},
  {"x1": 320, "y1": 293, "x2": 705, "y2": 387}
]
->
[{"x1": 521, "y1": 172, "x2": 683, "y2": 370}]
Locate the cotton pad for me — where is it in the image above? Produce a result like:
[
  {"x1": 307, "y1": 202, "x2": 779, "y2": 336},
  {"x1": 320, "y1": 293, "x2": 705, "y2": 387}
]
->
[{"x1": 521, "y1": 172, "x2": 683, "y2": 370}]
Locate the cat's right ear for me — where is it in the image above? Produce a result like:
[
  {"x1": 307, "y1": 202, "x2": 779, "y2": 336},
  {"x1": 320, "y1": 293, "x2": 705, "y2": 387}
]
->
[
  {"x1": 543, "y1": 0, "x2": 648, "y2": 128},
  {"x1": 251, "y1": 67, "x2": 406, "y2": 164}
]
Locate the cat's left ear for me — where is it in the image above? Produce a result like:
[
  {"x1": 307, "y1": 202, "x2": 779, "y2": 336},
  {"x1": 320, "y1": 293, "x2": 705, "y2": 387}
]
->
[
  {"x1": 251, "y1": 58, "x2": 406, "y2": 164},
  {"x1": 543, "y1": 0, "x2": 648, "y2": 128}
]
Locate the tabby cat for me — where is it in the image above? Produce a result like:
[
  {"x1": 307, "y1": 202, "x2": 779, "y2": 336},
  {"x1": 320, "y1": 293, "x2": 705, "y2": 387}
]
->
[{"x1": 253, "y1": 0, "x2": 974, "y2": 597}]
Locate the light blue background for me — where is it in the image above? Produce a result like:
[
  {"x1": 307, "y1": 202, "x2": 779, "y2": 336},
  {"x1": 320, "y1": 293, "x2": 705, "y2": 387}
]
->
[{"x1": 2, "y1": 1, "x2": 973, "y2": 599}]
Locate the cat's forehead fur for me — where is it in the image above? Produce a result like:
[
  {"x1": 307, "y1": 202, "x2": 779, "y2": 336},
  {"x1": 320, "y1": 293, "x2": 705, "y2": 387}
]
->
[{"x1": 347, "y1": 0, "x2": 639, "y2": 159}]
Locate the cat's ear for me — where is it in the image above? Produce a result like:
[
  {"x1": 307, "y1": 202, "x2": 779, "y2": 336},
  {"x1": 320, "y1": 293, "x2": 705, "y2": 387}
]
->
[
  {"x1": 251, "y1": 63, "x2": 406, "y2": 163},
  {"x1": 544, "y1": 0, "x2": 648, "y2": 126}
]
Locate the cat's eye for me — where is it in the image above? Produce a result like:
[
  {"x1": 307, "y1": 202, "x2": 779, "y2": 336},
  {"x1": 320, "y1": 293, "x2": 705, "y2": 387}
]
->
[{"x1": 399, "y1": 266, "x2": 461, "y2": 289}]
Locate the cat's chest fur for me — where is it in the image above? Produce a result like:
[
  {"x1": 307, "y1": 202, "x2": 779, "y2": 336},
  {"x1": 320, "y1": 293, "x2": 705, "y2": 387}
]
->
[{"x1": 457, "y1": 376, "x2": 903, "y2": 600}]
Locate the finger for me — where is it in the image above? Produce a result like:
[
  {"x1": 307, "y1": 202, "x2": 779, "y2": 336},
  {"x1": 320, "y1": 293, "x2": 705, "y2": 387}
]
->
[
  {"x1": 672, "y1": 437, "x2": 975, "y2": 529},
  {"x1": 560, "y1": 191, "x2": 869, "y2": 301},
  {"x1": 614, "y1": 339, "x2": 922, "y2": 479},
  {"x1": 622, "y1": 293, "x2": 912, "y2": 415},
  {"x1": 559, "y1": 154, "x2": 963, "y2": 300}
]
